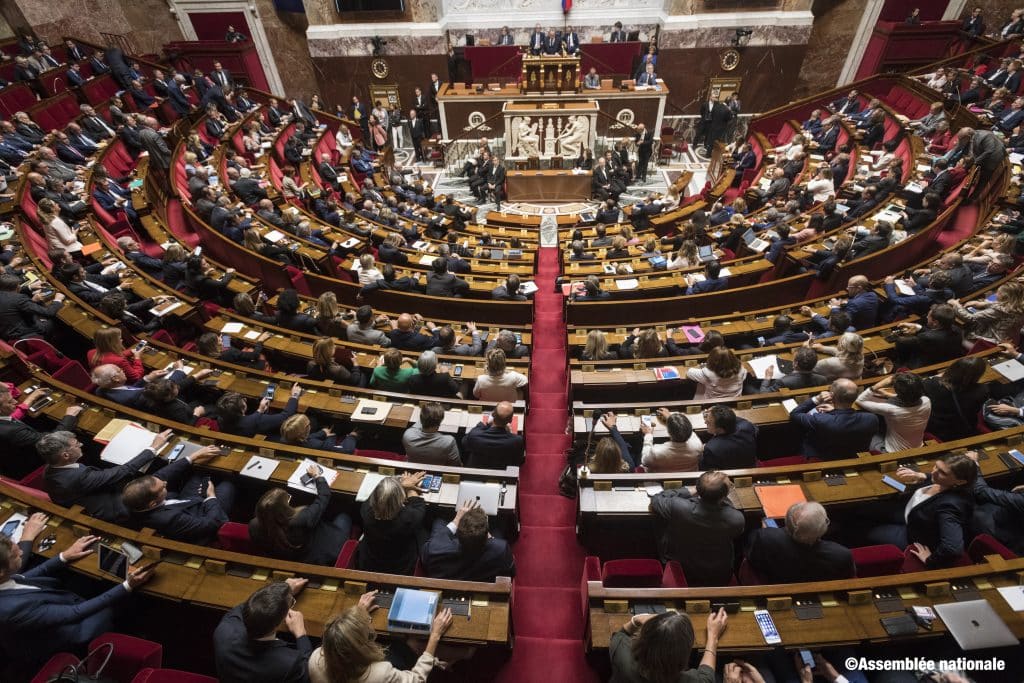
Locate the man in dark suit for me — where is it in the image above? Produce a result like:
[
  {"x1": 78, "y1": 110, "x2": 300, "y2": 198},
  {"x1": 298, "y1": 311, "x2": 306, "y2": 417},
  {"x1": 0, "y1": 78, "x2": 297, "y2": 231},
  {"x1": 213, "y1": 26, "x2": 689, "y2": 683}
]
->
[
  {"x1": 422, "y1": 500, "x2": 516, "y2": 582},
  {"x1": 0, "y1": 273, "x2": 64, "y2": 341},
  {"x1": 649, "y1": 471, "x2": 745, "y2": 586},
  {"x1": 497, "y1": 26, "x2": 515, "y2": 46},
  {"x1": 233, "y1": 167, "x2": 268, "y2": 205},
  {"x1": 66, "y1": 62, "x2": 86, "y2": 87},
  {"x1": 973, "y1": 478, "x2": 1024, "y2": 555},
  {"x1": 700, "y1": 407, "x2": 757, "y2": 470},
  {"x1": 685, "y1": 259, "x2": 728, "y2": 295},
  {"x1": 0, "y1": 534, "x2": 154, "y2": 667},
  {"x1": 747, "y1": 501, "x2": 855, "y2": 582},
  {"x1": 388, "y1": 313, "x2": 440, "y2": 352},
  {"x1": 409, "y1": 108, "x2": 426, "y2": 162},
  {"x1": 789, "y1": 379, "x2": 879, "y2": 461},
  {"x1": 166, "y1": 74, "x2": 191, "y2": 117},
  {"x1": 562, "y1": 27, "x2": 581, "y2": 55},
  {"x1": 828, "y1": 275, "x2": 878, "y2": 330},
  {"x1": 757, "y1": 346, "x2": 827, "y2": 393},
  {"x1": 633, "y1": 122, "x2": 653, "y2": 182},
  {"x1": 893, "y1": 304, "x2": 964, "y2": 369},
  {"x1": 463, "y1": 401, "x2": 524, "y2": 469},
  {"x1": 636, "y1": 63, "x2": 658, "y2": 87},
  {"x1": 121, "y1": 444, "x2": 234, "y2": 544},
  {"x1": 528, "y1": 23, "x2": 547, "y2": 55},
  {"x1": 89, "y1": 50, "x2": 110, "y2": 76},
  {"x1": 209, "y1": 61, "x2": 233, "y2": 90},
  {"x1": 0, "y1": 384, "x2": 81, "y2": 478},
  {"x1": 40, "y1": 429, "x2": 167, "y2": 521},
  {"x1": 487, "y1": 155, "x2": 506, "y2": 210},
  {"x1": 830, "y1": 89, "x2": 861, "y2": 116},
  {"x1": 64, "y1": 39, "x2": 88, "y2": 62},
  {"x1": 213, "y1": 579, "x2": 311, "y2": 683},
  {"x1": 592, "y1": 157, "x2": 616, "y2": 200},
  {"x1": 609, "y1": 22, "x2": 628, "y2": 43}
]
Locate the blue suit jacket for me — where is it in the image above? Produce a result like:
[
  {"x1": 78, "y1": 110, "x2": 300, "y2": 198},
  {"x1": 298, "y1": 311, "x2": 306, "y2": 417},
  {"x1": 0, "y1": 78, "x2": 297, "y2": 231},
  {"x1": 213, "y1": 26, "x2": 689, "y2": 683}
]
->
[
  {"x1": 0, "y1": 556, "x2": 128, "y2": 663},
  {"x1": 833, "y1": 290, "x2": 879, "y2": 330},
  {"x1": 789, "y1": 399, "x2": 879, "y2": 461},
  {"x1": 421, "y1": 518, "x2": 516, "y2": 582},
  {"x1": 686, "y1": 276, "x2": 728, "y2": 295}
]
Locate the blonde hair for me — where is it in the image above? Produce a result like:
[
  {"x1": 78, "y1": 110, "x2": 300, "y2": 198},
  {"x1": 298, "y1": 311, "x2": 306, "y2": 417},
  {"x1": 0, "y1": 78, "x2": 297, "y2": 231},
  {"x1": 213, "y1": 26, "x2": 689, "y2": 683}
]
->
[
  {"x1": 280, "y1": 414, "x2": 311, "y2": 444},
  {"x1": 836, "y1": 332, "x2": 864, "y2": 364},
  {"x1": 611, "y1": 236, "x2": 627, "y2": 251},
  {"x1": 486, "y1": 348, "x2": 508, "y2": 377},
  {"x1": 162, "y1": 243, "x2": 187, "y2": 265},
  {"x1": 242, "y1": 228, "x2": 262, "y2": 251},
  {"x1": 677, "y1": 240, "x2": 698, "y2": 265},
  {"x1": 635, "y1": 328, "x2": 662, "y2": 358},
  {"x1": 620, "y1": 225, "x2": 635, "y2": 241},
  {"x1": 588, "y1": 436, "x2": 628, "y2": 473},
  {"x1": 321, "y1": 606, "x2": 385, "y2": 682},
  {"x1": 91, "y1": 327, "x2": 126, "y2": 364},
  {"x1": 312, "y1": 337, "x2": 334, "y2": 368},
  {"x1": 383, "y1": 347, "x2": 402, "y2": 372},
  {"x1": 584, "y1": 329, "x2": 608, "y2": 359},
  {"x1": 316, "y1": 291, "x2": 339, "y2": 320},
  {"x1": 997, "y1": 281, "x2": 1024, "y2": 314},
  {"x1": 369, "y1": 476, "x2": 405, "y2": 521},
  {"x1": 359, "y1": 253, "x2": 375, "y2": 270}
]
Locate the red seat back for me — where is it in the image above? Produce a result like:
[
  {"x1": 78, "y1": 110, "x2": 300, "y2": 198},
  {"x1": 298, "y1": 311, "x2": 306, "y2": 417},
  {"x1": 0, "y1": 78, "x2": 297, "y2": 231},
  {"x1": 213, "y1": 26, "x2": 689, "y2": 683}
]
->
[{"x1": 601, "y1": 559, "x2": 664, "y2": 588}]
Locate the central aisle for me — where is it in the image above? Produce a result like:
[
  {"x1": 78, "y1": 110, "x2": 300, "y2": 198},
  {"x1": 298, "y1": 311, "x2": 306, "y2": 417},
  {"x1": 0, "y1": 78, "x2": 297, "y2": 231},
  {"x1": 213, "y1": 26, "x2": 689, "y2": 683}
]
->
[{"x1": 494, "y1": 246, "x2": 600, "y2": 682}]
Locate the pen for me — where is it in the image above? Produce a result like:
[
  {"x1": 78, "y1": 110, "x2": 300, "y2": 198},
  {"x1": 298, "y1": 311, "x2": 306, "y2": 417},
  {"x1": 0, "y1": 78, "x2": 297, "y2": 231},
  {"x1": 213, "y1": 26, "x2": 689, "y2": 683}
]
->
[{"x1": 245, "y1": 462, "x2": 261, "y2": 471}]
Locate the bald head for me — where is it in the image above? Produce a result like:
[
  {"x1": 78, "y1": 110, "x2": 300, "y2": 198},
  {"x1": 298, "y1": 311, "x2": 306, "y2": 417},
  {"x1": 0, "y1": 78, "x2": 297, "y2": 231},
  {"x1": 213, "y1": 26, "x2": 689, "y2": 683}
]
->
[
  {"x1": 847, "y1": 275, "x2": 869, "y2": 293},
  {"x1": 785, "y1": 502, "x2": 829, "y2": 545},
  {"x1": 493, "y1": 401, "x2": 515, "y2": 427},
  {"x1": 830, "y1": 378, "x2": 859, "y2": 407},
  {"x1": 396, "y1": 313, "x2": 414, "y2": 331}
]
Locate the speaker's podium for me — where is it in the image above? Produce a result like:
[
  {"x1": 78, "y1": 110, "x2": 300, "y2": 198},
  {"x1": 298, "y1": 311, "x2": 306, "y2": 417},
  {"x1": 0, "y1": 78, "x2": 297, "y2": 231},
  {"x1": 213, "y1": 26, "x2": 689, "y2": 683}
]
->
[{"x1": 521, "y1": 54, "x2": 581, "y2": 93}]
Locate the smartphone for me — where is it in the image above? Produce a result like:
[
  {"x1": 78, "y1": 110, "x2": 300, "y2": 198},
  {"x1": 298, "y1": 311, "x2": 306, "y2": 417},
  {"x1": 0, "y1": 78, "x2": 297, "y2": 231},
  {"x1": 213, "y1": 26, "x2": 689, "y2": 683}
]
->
[
  {"x1": 430, "y1": 474, "x2": 443, "y2": 492},
  {"x1": 133, "y1": 340, "x2": 147, "y2": 352},
  {"x1": 134, "y1": 560, "x2": 162, "y2": 573},
  {"x1": 1, "y1": 518, "x2": 22, "y2": 538},
  {"x1": 166, "y1": 443, "x2": 186, "y2": 462},
  {"x1": 764, "y1": 517, "x2": 779, "y2": 528},
  {"x1": 263, "y1": 383, "x2": 277, "y2": 401},
  {"x1": 23, "y1": 385, "x2": 39, "y2": 394},
  {"x1": 881, "y1": 475, "x2": 907, "y2": 493},
  {"x1": 453, "y1": 364, "x2": 463, "y2": 377},
  {"x1": 28, "y1": 395, "x2": 55, "y2": 413},
  {"x1": 799, "y1": 650, "x2": 815, "y2": 670},
  {"x1": 97, "y1": 543, "x2": 129, "y2": 580},
  {"x1": 217, "y1": 444, "x2": 231, "y2": 455},
  {"x1": 754, "y1": 609, "x2": 782, "y2": 645},
  {"x1": 1009, "y1": 449, "x2": 1024, "y2": 466},
  {"x1": 757, "y1": 336, "x2": 766, "y2": 347},
  {"x1": 121, "y1": 540, "x2": 144, "y2": 564},
  {"x1": 300, "y1": 464, "x2": 323, "y2": 487},
  {"x1": 641, "y1": 415, "x2": 655, "y2": 429}
]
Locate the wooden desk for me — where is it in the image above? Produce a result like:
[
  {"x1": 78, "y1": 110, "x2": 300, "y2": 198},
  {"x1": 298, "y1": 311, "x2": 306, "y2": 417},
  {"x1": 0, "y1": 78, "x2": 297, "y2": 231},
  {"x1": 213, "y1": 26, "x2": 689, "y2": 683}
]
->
[{"x1": 506, "y1": 170, "x2": 592, "y2": 202}]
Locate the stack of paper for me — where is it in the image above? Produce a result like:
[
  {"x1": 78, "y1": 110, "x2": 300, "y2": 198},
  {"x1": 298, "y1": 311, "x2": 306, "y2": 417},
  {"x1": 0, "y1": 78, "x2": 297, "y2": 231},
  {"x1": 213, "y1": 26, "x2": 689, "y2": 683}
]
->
[
  {"x1": 100, "y1": 424, "x2": 159, "y2": 465},
  {"x1": 747, "y1": 355, "x2": 782, "y2": 380},
  {"x1": 615, "y1": 278, "x2": 639, "y2": 290},
  {"x1": 287, "y1": 459, "x2": 339, "y2": 493},
  {"x1": 350, "y1": 399, "x2": 393, "y2": 423}
]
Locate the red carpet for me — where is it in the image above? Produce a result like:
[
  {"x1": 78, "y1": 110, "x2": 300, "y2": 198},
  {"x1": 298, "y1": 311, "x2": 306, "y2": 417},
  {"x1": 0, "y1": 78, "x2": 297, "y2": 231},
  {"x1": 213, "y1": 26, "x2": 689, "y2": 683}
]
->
[{"x1": 495, "y1": 246, "x2": 601, "y2": 682}]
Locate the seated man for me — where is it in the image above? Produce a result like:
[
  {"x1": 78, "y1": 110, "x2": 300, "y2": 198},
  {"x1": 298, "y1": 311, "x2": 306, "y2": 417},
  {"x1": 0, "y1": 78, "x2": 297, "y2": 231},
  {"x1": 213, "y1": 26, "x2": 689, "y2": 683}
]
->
[
  {"x1": 407, "y1": 350, "x2": 461, "y2": 398},
  {"x1": 402, "y1": 401, "x2": 462, "y2": 466},
  {"x1": 485, "y1": 329, "x2": 529, "y2": 359},
  {"x1": 0, "y1": 273, "x2": 65, "y2": 341},
  {"x1": 213, "y1": 579, "x2": 311, "y2": 683},
  {"x1": 649, "y1": 471, "x2": 744, "y2": 586},
  {"x1": 492, "y1": 274, "x2": 527, "y2": 301},
  {"x1": 0, "y1": 534, "x2": 154, "y2": 667},
  {"x1": 0, "y1": 383, "x2": 82, "y2": 478},
  {"x1": 388, "y1": 312, "x2": 440, "y2": 351},
  {"x1": 91, "y1": 363, "x2": 187, "y2": 408},
  {"x1": 892, "y1": 303, "x2": 964, "y2": 369},
  {"x1": 41, "y1": 429, "x2": 170, "y2": 522},
  {"x1": 422, "y1": 499, "x2": 516, "y2": 582},
  {"x1": 789, "y1": 379, "x2": 878, "y2": 461},
  {"x1": 121, "y1": 444, "x2": 234, "y2": 544},
  {"x1": 685, "y1": 260, "x2": 728, "y2": 295},
  {"x1": 699, "y1": 406, "x2": 757, "y2": 470},
  {"x1": 746, "y1": 501, "x2": 855, "y2": 582},
  {"x1": 816, "y1": 275, "x2": 879, "y2": 331},
  {"x1": 431, "y1": 323, "x2": 483, "y2": 356},
  {"x1": 640, "y1": 408, "x2": 704, "y2": 472},
  {"x1": 757, "y1": 346, "x2": 827, "y2": 393},
  {"x1": 463, "y1": 401, "x2": 524, "y2": 469}
]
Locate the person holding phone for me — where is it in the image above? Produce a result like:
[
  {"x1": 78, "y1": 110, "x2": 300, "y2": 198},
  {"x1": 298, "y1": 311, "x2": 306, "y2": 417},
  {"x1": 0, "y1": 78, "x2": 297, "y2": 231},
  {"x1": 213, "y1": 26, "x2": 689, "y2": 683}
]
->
[
  {"x1": 0, "y1": 382, "x2": 82, "y2": 478},
  {"x1": 87, "y1": 327, "x2": 145, "y2": 383},
  {"x1": 357, "y1": 472, "x2": 427, "y2": 574},
  {"x1": 0, "y1": 533, "x2": 155, "y2": 667},
  {"x1": 610, "y1": 607, "x2": 727, "y2": 683},
  {"x1": 248, "y1": 465, "x2": 352, "y2": 566}
]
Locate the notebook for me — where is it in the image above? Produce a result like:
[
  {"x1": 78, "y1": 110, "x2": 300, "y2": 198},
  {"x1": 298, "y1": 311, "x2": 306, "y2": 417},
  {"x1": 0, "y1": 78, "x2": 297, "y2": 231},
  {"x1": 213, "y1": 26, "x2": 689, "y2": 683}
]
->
[{"x1": 754, "y1": 484, "x2": 807, "y2": 519}]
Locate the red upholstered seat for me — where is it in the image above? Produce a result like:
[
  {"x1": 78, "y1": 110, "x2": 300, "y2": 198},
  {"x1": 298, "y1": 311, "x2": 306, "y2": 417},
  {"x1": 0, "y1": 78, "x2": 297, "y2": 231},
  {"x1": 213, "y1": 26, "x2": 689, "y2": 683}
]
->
[
  {"x1": 51, "y1": 360, "x2": 95, "y2": 391},
  {"x1": 756, "y1": 455, "x2": 807, "y2": 467},
  {"x1": 335, "y1": 538, "x2": 359, "y2": 568},
  {"x1": 132, "y1": 669, "x2": 217, "y2": 683},
  {"x1": 19, "y1": 466, "x2": 46, "y2": 492},
  {"x1": 968, "y1": 533, "x2": 1018, "y2": 562},
  {"x1": 87, "y1": 632, "x2": 163, "y2": 682},
  {"x1": 737, "y1": 558, "x2": 764, "y2": 585},
  {"x1": 0, "y1": 475, "x2": 51, "y2": 501},
  {"x1": 601, "y1": 559, "x2": 664, "y2": 588},
  {"x1": 661, "y1": 560, "x2": 688, "y2": 588},
  {"x1": 851, "y1": 544, "x2": 904, "y2": 577},
  {"x1": 900, "y1": 546, "x2": 972, "y2": 573},
  {"x1": 217, "y1": 522, "x2": 254, "y2": 553},
  {"x1": 30, "y1": 653, "x2": 80, "y2": 683},
  {"x1": 354, "y1": 449, "x2": 407, "y2": 462}
]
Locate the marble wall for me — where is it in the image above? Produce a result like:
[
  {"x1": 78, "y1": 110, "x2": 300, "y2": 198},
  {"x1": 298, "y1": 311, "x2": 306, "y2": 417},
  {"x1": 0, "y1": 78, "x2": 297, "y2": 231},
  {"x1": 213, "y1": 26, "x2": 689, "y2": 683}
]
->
[
  {"x1": 667, "y1": 0, "x2": 811, "y2": 11},
  {"x1": 966, "y1": 2, "x2": 1021, "y2": 29},
  {"x1": 254, "y1": 0, "x2": 319, "y2": 98},
  {"x1": 14, "y1": 0, "x2": 183, "y2": 56},
  {"x1": 791, "y1": 0, "x2": 869, "y2": 100}
]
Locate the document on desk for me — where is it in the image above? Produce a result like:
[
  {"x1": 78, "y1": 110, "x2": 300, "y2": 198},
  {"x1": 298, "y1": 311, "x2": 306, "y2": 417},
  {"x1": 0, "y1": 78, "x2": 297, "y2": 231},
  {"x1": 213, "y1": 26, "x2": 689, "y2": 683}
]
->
[
  {"x1": 287, "y1": 459, "x2": 339, "y2": 494},
  {"x1": 755, "y1": 483, "x2": 807, "y2": 519},
  {"x1": 781, "y1": 399, "x2": 799, "y2": 413},
  {"x1": 351, "y1": 399, "x2": 393, "y2": 423},
  {"x1": 615, "y1": 278, "x2": 639, "y2": 290},
  {"x1": 355, "y1": 471, "x2": 387, "y2": 501},
  {"x1": 241, "y1": 455, "x2": 278, "y2": 481},
  {"x1": 221, "y1": 322, "x2": 244, "y2": 334},
  {"x1": 997, "y1": 585, "x2": 1024, "y2": 611},
  {"x1": 263, "y1": 230, "x2": 286, "y2": 243},
  {"x1": 993, "y1": 359, "x2": 1024, "y2": 382},
  {"x1": 747, "y1": 355, "x2": 782, "y2": 380},
  {"x1": 893, "y1": 279, "x2": 915, "y2": 296},
  {"x1": 439, "y1": 409, "x2": 465, "y2": 433},
  {"x1": 100, "y1": 423, "x2": 160, "y2": 465}
]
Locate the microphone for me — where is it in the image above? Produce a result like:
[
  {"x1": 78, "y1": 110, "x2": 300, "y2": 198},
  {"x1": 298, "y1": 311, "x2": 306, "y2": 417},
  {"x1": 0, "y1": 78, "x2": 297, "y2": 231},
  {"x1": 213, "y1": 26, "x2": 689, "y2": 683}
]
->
[{"x1": 591, "y1": 409, "x2": 602, "y2": 428}]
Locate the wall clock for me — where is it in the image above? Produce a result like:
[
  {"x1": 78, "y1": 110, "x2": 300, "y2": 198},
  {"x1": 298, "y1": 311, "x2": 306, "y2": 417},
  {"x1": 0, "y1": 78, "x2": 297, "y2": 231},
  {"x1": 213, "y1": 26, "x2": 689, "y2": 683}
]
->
[
  {"x1": 371, "y1": 58, "x2": 390, "y2": 79},
  {"x1": 720, "y1": 49, "x2": 740, "y2": 72}
]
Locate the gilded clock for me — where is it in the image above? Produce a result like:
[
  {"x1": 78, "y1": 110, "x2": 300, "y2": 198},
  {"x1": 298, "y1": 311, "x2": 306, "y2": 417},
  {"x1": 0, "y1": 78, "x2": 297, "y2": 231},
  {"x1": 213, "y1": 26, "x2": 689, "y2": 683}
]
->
[
  {"x1": 720, "y1": 49, "x2": 740, "y2": 72},
  {"x1": 371, "y1": 58, "x2": 390, "y2": 79}
]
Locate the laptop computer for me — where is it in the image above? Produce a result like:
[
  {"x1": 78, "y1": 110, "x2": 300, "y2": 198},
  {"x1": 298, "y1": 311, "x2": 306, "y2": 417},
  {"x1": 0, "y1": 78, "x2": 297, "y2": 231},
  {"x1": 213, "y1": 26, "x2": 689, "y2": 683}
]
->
[
  {"x1": 698, "y1": 244, "x2": 716, "y2": 262},
  {"x1": 933, "y1": 600, "x2": 1019, "y2": 650},
  {"x1": 456, "y1": 481, "x2": 502, "y2": 515},
  {"x1": 742, "y1": 228, "x2": 771, "y2": 252}
]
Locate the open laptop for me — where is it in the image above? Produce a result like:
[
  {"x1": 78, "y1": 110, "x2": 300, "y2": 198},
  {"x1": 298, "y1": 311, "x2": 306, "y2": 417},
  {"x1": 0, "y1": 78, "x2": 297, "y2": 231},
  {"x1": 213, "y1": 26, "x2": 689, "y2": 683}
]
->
[
  {"x1": 742, "y1": 228, "x2": 771, "y2": 252},
  {"x1": 933, "y1": 600, "x2": 1019, "y2": 650},
  {"x1": 456, "y1": 481, "x2": 502, "y2": 515},
  {"x1": 697, "y1": 244, "x2": 716, "y2": 262}
]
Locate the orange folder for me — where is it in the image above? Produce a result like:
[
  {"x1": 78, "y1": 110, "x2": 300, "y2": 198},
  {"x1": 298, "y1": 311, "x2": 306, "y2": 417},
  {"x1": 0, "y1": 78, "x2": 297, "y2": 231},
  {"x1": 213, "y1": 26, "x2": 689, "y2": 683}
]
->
[{"x1": 754, "y1": 483, "x2": 807, "y2": 519}]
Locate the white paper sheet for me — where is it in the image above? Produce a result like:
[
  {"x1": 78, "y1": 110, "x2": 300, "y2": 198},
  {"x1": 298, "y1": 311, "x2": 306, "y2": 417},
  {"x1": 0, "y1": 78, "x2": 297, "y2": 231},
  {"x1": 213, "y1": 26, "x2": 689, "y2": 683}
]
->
[
  {"x1": 240, "y1": 455, "x2": 278, "y2": 481},
  {"x1": 747, "y1": 355, "x2": 782, "y2": 380},
  {"x1": 100, "y1": 424, "x2": 159, "y2": 465},
  {"x1": 286, "y1": 458, "x2": 339, "y2": 494}
]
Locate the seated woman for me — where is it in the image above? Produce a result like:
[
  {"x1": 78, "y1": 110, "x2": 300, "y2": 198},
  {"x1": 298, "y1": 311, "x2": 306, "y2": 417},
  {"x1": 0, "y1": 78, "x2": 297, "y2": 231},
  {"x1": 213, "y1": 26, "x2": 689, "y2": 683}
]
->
[
  {"x1": 309, "y1": 591, "x2": 452, "y2": 683},
  {"x1": 370, "y1": 347, "x2": 417, "y2": 392},
  {"x1": 313, "y1": 291, "x2": 348, "y2": 338},
  {"x1": 232, "y1": 291, "x2": 275, "y2": 325},
  {"x1": 249, "y1": 466, "x2": 353, "y2": 566},
  {"x1": 666, "y1": 240, "x2": 699, "y2": 270},
  {"x1": 580, "y1": 329, "x2": 617, "y2": 361},
  {"x1": 357, "y1": 473, "x2": 427, "y2": 574},
  {"x1": 857, "y1": 452, "x2": 977, "y2": 568},
  {"x1": 277, "y1": 413, "x2": 356, "y2": 453},
  {"x1": 87, "y1": 327, "x2": 144, "y2": 383},
  {"x1": 587, "y1": 412, "x2": 637, "y2": 473},
  {"x1": 605, "y1": 235, "x2": 630, "y2": 260},
  {"x1": 273, "y1": 288, "x2": 317, "y2": 334},
  {"x1": 686, "y1": 347, "x2": 746, "y2": 399},
  {"x1": 216, "y1": 385, "x2": 301, "y2": 437},
  {"x1": 196, "y1": 332, "x2": 266, "y2": 370},
  {"x1": 357, "y1": 253, "x2": 383, "y2": 288},
  {"x1": 473, "y1": 348, "x2": 528, "y2": 402},
  {"x1": 811, "y1": 331, "x2": 864, "y2": 381},
  {"x1": 160, "y1": 244, "x2": 189, "y2": 288},
  {"x1": 948, "y1": 281, "x2": 1024, "y2": 346},
  {"x1": 610, "y1": 609, "x2": 726, "y2": 683},
  {"x1": 96, "y1": 290, "x2": 164, "y2": 335},
  {"x1": 619, "y1": 328, "x2": 668, "y2": 359},
  {"x1": 242, "y1": 228, "x2": 291, "y2": 265},
  {"x1": 307, "y1": 337, "x2": 361, "y2": 386},
  {"x1": 923, "y1": 357, "x2": 987, "y2": 442},
  {"x1": 856, "y1": 372, "x2": 932, "y2": 452}
]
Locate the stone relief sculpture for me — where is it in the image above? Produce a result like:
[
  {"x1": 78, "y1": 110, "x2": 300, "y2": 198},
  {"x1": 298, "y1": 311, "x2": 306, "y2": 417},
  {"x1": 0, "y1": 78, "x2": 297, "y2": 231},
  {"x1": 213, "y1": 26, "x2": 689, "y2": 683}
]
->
[
  {"x1": 510, "y1": 116, "x2": 540, "y2": 157},
  {"x1": 558, "y1": 115, "x2": 590, "y2": 158}
]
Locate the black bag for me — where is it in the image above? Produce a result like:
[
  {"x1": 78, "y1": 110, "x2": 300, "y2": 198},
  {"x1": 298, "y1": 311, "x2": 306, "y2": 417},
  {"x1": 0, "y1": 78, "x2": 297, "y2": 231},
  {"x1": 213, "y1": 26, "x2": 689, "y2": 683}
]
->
[
  {"x1": 558, "y1": 449, "x2": 580, "y2": 499},
  {"x1": 47, "y1": 642, "x2": 116, "y2": 683}
]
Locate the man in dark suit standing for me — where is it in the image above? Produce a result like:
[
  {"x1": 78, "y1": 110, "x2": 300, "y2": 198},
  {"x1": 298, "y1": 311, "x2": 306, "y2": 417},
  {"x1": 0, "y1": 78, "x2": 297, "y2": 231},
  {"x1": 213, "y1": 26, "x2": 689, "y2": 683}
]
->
[
  {"x1": 487, "y1": 154, "x2": 506, "y2": 210},
  {"x1": 463, "y1": 401, "x2": 524, "y2": 469},
  {"x1": 422, "y1": 500, "x2": 516, "y2": 582},
  {"x1": 497, "y1": 26, "x2": 515, "y2": 46},
  {"x1": 121, "y1": 444, "x2": 233, "y2": 544},
  {"x1": 408, "y1": 107, "x2": 426, "y2": 162},
  {"x1": 209, "y1": 61, "x2": 233, "y2": 90},
  {"x1": 649, "y1": 471, "x2": 744, "y2": 586},
  {"x1": 789, "y1": 379, "x2": 879, "y2": 461},
  {"x1": 633, "y1": 122, "x2": 653, "y2": 182},
  {"x1": 528, "y1": 23, "x2": 547, "y2": 55},
  {"x1": 213, "y1": 579, "x2": 311, "y2": 683},
  {"x1": 40, "y1": 429, "x2": 169, "y2": 522},
  {"x1": 747, "y1": 501, "x2": 855, "y2": 583},
  {"x1": 562, "y1": 27, "x2": 581, "y2": 55},
  {"x1": 699, "y1": 406, "x2": 757, "y2": 470},
  {"x1": 610, "y1": 21, "x2": 627, "y2": 42},
  {"x1": 0, "y1": 533, "x2": 154, "y2": 668}
]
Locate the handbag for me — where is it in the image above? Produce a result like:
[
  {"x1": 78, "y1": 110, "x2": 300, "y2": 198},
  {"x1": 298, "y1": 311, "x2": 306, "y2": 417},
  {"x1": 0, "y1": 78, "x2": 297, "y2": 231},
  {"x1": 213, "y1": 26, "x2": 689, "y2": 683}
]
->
[{"x1": 46, "y1": 642, "x2": 116, "y2": 683}]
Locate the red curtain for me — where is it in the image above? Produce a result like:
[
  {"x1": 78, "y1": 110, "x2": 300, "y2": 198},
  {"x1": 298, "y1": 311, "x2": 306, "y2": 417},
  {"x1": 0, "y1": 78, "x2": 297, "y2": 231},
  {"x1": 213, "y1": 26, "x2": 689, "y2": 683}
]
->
[
  {"x1": 187, "y1": 11, "x2": 248, "y2": 42},
  {"x1": 878, "y1": 0, "x2": 949, "y2": 23}
]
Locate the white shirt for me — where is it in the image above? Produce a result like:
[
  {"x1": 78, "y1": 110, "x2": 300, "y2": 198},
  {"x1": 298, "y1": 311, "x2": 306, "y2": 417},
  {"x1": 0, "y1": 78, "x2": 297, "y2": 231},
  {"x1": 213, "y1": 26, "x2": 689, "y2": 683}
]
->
[
  {"x1": 641, "y1": 432, "x2": 704, "y2": 472},
  {"x1": 473, "y1": 371, "x2": 528, "y2": 402},
  {"x1": 905, "y1": 486, "x2": 935, "y2": 522},
  {"x1": 806, "y1": 178, "x2": 835, "y2": 203},
  {"x1": 685, "y1": 366, "x2": 747, "y2": 400},
  {"x1": 855, "y1": 389, "x2": 932, "y2": 452}
]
